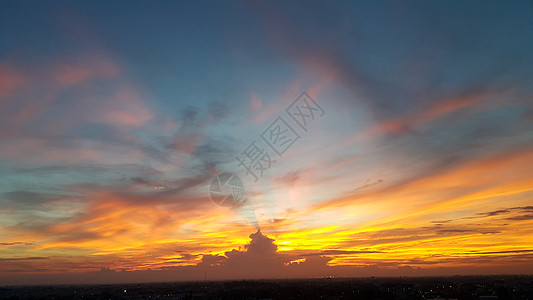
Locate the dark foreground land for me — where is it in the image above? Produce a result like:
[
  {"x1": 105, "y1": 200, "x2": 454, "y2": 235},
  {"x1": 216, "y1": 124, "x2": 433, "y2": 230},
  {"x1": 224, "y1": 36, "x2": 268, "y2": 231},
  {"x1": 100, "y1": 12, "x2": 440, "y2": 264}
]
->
[{"x1": 1, "y1": 275, "x2": 532, "y2": 300}]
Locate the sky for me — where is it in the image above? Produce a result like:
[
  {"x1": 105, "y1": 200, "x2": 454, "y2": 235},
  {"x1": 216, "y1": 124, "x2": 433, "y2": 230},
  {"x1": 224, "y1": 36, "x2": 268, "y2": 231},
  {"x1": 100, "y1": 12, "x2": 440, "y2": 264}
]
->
[{"x1": 1, "y1": 0, "x2": 533, "y2": 285}]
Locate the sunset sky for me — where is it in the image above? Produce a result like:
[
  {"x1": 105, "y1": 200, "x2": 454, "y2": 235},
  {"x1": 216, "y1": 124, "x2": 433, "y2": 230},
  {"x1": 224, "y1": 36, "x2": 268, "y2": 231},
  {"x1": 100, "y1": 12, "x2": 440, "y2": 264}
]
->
[{"x1": 1, "y1": 0, "x2": 533, "y2": 285}]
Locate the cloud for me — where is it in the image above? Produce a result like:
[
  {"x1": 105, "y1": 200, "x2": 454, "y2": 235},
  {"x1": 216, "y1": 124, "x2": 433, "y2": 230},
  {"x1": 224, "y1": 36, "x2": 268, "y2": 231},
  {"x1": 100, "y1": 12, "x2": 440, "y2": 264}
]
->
[
  {"x1": 316, "y1": 145, "x2": 533, "y2": 214},
  {"x1": 477, "y1": 209, "x2": 510, "y2": 217},
  {"x1": 274, "y1": 171, "x2": 301, "y2": 186},
  {"x1": 1, "y1": 1, "x2": 533, "y2": 285},
  {"x1": 250, "y1": 92, "x2": 262, "y2": 112},
  {"x1": 168, "y1": 108, "x2": 205, "y2": 154},
  {"x1": 90, "y1": 87, "x2": 153, "y2": 128},
  {"x1": 0, "y1": 55, "x2": 153, "y2": 134},
  {"x1": 53, "y1": 56, "x2": 119, "y2": 86},
  {"x1": 459, "y1": 249, "x2": 533, "y2": 256},
  {"x1": 301, "y1": 250, "x2": 382, "y2": 256},
  {"x1": 168, "y1": 103, "x2": 230, "y2": 156},
  {"x1": 2, "y1": 191, "x2": 58, "y2": 207},
  {"x1": 0, "y1": 257, "x2": 48, "y2": 261},
  {"x1": 181, "y1": 230, "x2": 342, "y2": 280},
  {"x1": 0, "y1": 51, "x2": 162, "y2": 178},
  {"x1": 431, "y1": 206, "x2": 533, "y2": 224},
  {"x1": 361, "y1": 89, "x2": 499, "y2": 137},
  {"x1": 249, "y1": 80, "x2": 302, "y2": 124},
  {"x1": 0, "y1": 242, "x2": 32, "y2": 246},
  {"x1": 250, "y1": 0, "x2": 533, "y2": 136},
  {"x1": 2, "y1": 227, "x2": 533, "y2": 285},
  {"x1": 505, "y1": 214, "x2": 533, "y2": 221},
  {"x1": 0, "y1": 61, "x2": 25, "y2": 98},
  {"x1": 243, "y1": 230, "x2": 278, "y2": 255}
]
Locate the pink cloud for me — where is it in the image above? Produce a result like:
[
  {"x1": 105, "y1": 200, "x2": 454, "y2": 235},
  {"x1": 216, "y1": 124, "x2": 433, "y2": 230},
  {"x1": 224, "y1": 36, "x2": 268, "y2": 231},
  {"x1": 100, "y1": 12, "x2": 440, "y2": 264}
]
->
[
  {"x1": 92, "y1": 87, "x2": 154, "y2": 127},
  {"x1": 0, "y1": 53, "x2": 155, "y2": 140},
  {"x1": 54, "y1": 56, "x2": 119, "y2": 86},
  {"x1": 250, "y1": 92, "x2": 262, "y2": 112},
  {"x1": 0, "y1": 62, "x2": 25, "y2": 99}
]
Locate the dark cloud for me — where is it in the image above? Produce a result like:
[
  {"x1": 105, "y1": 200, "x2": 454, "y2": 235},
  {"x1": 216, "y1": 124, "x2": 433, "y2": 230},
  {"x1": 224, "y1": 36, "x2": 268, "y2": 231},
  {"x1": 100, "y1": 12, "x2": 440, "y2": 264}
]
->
[
  {"x1": 48, "y1": 231, "x2": 104, "y2": 244},
  {"x1": 301, "y1": 250, "x2": 382, "y2": 257},
  {"x1": 0, "y1": 257, "x2": 48, "y2": 261},
  {"x1": 193, "y1": 230, "x2": 332, "y2": 279},
  {"x1": 434, "y1": 228, "x2": 500, "y2": 235},
  {"x1": 459, "y1": 249, "x2": 533, "y2": 256},
  {"x1": 197, "y1": 254, "x2": 226, "y2": 268},
  {"x1": 1, "y1": 191, "x2": 57, "y2": 206},
  {"x1": 331, "y1": 223, "x2": 506, "y2": 249},
  {"x1": 168, "y1": 104, "x2": 231, "y2": 153},
  {"x1": 0, "y1": 242, "x2": 33, "y2": 246},
  {"x1": 168, "y1": 107, "x2": 204, "y2": 154},
  {"x1": 514, "y1": 206, "x2": 533, "y2": 211},
  {"x1": 477, "y1": 209, "x2": 510, "y2": 217},
  {"x1": 175, "y1": 253, "x2": 199, "y2": 261},
  {"x1": 163, "y1": 106, "x2": 239, "y2": 181},
  {"x1": 243, "y1": 230, "x2": 278, "y2": 255},
  {"x1": 431, "y1": 219, "x2": 454, "y2": 224},
  {"x1": 190, "y1": 134, "x2": 239, "y2": 173},
  {"x1": 159, "y1": 174, "x2": 212, "y2": 197},
  {"x1": 429, "y1": 206, "x2": 533, "y2": 225},
  {"x1": 505, "y1": 214, "x2": 533, "y2": 221},
  {"x1": 353, "y1": 179, "x2": 384, "y2": 191}
]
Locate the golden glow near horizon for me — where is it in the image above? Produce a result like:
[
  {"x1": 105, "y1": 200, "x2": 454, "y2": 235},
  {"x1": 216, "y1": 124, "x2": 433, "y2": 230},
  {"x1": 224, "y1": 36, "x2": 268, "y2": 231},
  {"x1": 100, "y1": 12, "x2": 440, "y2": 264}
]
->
[{"x1": 2, "y1": 142, "x2": 532, "y2": 278}]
